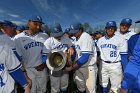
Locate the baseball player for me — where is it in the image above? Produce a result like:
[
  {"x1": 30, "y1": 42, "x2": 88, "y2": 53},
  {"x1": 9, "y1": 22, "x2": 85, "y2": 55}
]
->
[
  {"x1": 0, "y1": 21, "x2": 32, "y2": 88},
  {"x1": 43, "y1": 23, "x2": 74, "y2": 93},
  {"x1": 65, "y1": 22, "x2": 96, "y2": 93},
  {"x1": 115, "y1": 18, "x2": 136, "y2": 70},
  {"x1": 0, "y1": 40, "x2": 30, "y2": 93},
  {"x1": 14, "y1": 15, "x2": 49, "y2": 93},
  {"x1": 115, "y1": 18, "x2": 135, "y2": 41},
  {"x1": 97, "y1": 21, "x2": 128, "y2": 93},
  {"x1": 121, "y1": 32, "x2": 140, "y2": 93},
  {"x1": 120, "y1": 36, "x2": 140, "y2": 93}
]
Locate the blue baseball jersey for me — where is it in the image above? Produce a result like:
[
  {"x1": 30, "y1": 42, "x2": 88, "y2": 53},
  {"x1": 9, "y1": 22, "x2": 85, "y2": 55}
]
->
[
  {"x1": 128, "y1": 33, "x2": 140, "y2": 56},
  {"x1": 121, "y1": 36, "x2": 140, "y2": 92}
]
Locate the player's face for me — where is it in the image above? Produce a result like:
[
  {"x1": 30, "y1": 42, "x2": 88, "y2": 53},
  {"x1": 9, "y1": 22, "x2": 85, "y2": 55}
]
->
[
  {"x1": 105, "y1": 27, "x2": 116, "y2": 37},
  {"x1": 3, "y1": 26, "x2": 16, "y2": 37},
  {"x1": 28, "y1": 21, "x2": 42, "y2": 33},
  {"x1": 95, "y1": 34, "x2": 103, "y2": 39},
  {"x1": 120, "y1": 23, "x2": 130, "y2": 33}
]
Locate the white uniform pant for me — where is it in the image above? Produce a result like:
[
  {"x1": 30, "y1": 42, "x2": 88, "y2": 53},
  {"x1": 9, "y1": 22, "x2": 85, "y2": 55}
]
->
[
  {"x1": 74, "y1": 67, "x2": 88, "y2": 92},
  {"x1": 50, "y1": 73, "x2": 69, "y2": 93},
  {"x1": 100, "y1": 61, "x2": 123, "y2": 93},
  {"x1": 86, "y1": 64, "x2": 98, "y2": 93},
  {"x1": 26, "y1": 68, "x2": 47, "y2": 93}
]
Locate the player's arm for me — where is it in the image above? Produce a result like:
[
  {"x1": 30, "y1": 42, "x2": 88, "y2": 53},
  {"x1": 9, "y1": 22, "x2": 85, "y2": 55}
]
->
[
  {"x1": 121, "y1": 40, "x2": 140, "y2": 92},
  {"x1": 65, "y1": 36, "x2": 92, "y2": 71},
  {"x1": 119, "y1": 38, "x2": 128, "y2": 70},
  {"x1": 6, "y1": 48, "x2": 30, "y2": 92}
]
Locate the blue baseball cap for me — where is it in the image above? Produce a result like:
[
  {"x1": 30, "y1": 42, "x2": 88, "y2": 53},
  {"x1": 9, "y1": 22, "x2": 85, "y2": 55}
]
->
[
  {"x1": 105, "y1": 21, "x2": 117, "y2": 28},
  {"x1": 64, "y1": 28, "x2": 70, "y2": 33},
  {"x1": 16, "y1": 26, "x2": 25, "y2": 31},
  {"x1": 94, "y1": 30, "x2": 105, "y2": 35},
  {"x1": 1, "y1": 20, "x2": 16, "y2": 28},
  {"x1": 29, "y1": 15, "x2": 44, "y2": 24},
  {"x1": 121, "y1": 18, "x2": 132, "y2": 25},
  {"x1": 50, "y1": 23, "x2": 64, "y2": 37},
  {"x1": 69, "y1": 22, "x2": 82, "y2": 34}
]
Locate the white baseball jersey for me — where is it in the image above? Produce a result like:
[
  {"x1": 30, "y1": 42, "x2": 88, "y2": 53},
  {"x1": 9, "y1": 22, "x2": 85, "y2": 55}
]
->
[
  {"x1": 0, "y1": 32, "x2": 15, "y2": 49},
  {"x1": 44, "y1": 35, "x2": 73, "y2": 55},
  {"x1": 97, "y1": 35, "x2": 127, "y2": 62},
  {"x1": 73, "y1": 32, "x2": 94, "y2": 66},
  {"x1": 0, "y1": 44, "x2": 21, "y2": 93},
  {"x1": 14, "y1": 30, "x2": 48, "y2": 68},
  {"x1": 115, "y1": 31, "x2": 136, "y2": 41}
]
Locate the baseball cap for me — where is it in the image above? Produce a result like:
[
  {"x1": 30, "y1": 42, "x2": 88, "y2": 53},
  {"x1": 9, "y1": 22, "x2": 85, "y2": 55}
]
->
[
  {"x1": 105, "y1": 21, "x2": 117, "y2": 28},
  {"x1": 1, "y1": 20, "x2": 16, "y2": 28},
  {"x1": 64, "y1": 28, "x2": 70, "y2": 33},
  {"x1": 29, "y1": 15, "x2": 44, "y2": 24},
  {"x1": 121, "y1": 18, "x2": 132, "y2": 25},
  {"x1": 50, "y1": 23, "x2": 64, "y2": 37},
  {"x1": 69, "y1": 22, "x2": 82, "y2": 34},
  {"x1": 16, "y1": 26, "x2": 25, "y2": 31},
  {"x1": 95, "y1": 30, "x2": 105, "y2": 35}
]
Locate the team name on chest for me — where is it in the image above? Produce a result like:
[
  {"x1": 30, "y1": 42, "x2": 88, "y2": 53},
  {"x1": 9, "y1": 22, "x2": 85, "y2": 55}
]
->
[
  {"x1": 24, "y1": 42, "x2": 43, "y2": 50},
  {"x1": 54, "y1": 44, "x2": 68, "y2": 50},
  {"x1": 0, "y1": 64, "x2": 4, "y2": 71},
  {"x1": 101, "y1": 44, "x2": 117, "y2": 50}
]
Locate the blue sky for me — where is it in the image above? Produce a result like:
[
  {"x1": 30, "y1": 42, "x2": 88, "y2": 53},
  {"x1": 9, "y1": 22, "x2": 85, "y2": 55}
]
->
[{"x1": 0, "y1": 0, "x2": 140, "y2": 29}]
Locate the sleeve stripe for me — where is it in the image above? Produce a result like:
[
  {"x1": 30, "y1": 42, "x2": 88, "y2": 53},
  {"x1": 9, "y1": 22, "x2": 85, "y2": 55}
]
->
[
  {"x1": 8, "y1": 63, "x2": 22, "y2": 73},
  {"x1": 82, "y1": 51, "x2": 93, "y2": 54},
  {"x1": 120, "y1": 52, "x2": 128, "y2": 54}
]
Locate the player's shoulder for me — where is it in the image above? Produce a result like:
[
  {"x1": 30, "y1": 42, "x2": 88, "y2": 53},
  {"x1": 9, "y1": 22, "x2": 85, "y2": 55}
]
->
[
  {"x1": 114, "y1": 34, "x2": 125, "y2": 40},
  {"x1": 81, "y1": 32, "x2": 92, "y2": 40},
  {"x1": 129, "y1": 33, "x2": 140, "y2": 40},
  {"x1": 98, "y1": 36, "x2": 105, "y2": 41},
  {"x1": 128, "y1": 31, "x2": 136, "y2": 35},
  {"x1": 38, "y1": 32, "x2": 49, "y2": 38},
  {"x1": 0, "y1": 44, "x2": 11, "y2": 55},
  {"x1": 44, "y1": 37, "x2": 53, "y2": 44},
  {"x1": 14, "y1": 30, "x2": 26, "y2": 39}
]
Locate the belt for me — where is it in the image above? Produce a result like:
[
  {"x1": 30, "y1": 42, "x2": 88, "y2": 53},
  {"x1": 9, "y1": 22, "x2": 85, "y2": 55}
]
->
[{"x1": 103, "y1": 61, "x2": 120, "y2": 63}]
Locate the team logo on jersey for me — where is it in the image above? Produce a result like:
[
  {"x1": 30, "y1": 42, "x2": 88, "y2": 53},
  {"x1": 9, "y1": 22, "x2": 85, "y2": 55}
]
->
[
  {"x1": 101, "y1": 44, "x2": 117, "y2": 50},
  {"x1": 0, "y1": 63, "x2": 5, "y2": 87},
  {"x1": 75, "y1": 45, "x2": 80, "y2": 49},
  {"x1": 0, "y1": 64, "x2": 4, "y2": 71},
  {"x1": 24, "y1": 42, "x2": 43, "y2": 50}
]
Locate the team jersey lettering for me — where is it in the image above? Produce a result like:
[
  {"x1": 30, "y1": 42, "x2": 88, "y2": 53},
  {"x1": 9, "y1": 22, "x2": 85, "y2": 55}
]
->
[
  {"x1": 101, "y1": 44, "x2": 117, "y2": 50},
  {"x1": 24, "y1": 42, "x2": 43, "y2": 50},
  {"x1": 54, "y1": 44, "x2": 68, "y2": 50},
  {"x1": 75, "y1": 45, "x2": 80, "y2": 50},
  {"x1": 0, "y1": 63, "x2": 5, "y2": 87}
]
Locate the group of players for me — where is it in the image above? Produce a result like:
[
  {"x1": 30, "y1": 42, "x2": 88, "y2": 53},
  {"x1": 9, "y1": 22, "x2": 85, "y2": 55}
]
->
[{"x1": 0, "y1": 15, "x2": 140, "y2": 93}]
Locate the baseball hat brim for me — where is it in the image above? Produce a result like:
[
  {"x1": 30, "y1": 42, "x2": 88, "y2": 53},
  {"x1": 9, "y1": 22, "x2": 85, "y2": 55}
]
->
[
  {"x1": 69, "y1": 29, "x2": 79, "y2": 34},
  {"x1": 50, "y1": 32, "x2": 64, "y2": 37}
]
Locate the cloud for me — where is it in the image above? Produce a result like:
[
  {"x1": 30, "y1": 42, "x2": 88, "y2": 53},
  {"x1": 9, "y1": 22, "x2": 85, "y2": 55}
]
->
[
  {"x1": 7, "y1": 13, "x2": 20, "y2": 18},
  {"x1": 0, "y1": 9, "x2": 6, "y2": 13},
  {"x1": 73, "y1": 13, "x2": 81, "y2": 21},
  {"x1": 11, "y1": 20, "x2": 25, "y2": 25}
]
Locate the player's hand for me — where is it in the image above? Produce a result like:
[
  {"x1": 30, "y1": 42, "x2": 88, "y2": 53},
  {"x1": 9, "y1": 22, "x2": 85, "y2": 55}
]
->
[
  {"x1": 26, "y1": 76, "x2": 32, "y2": 87},
  {"x1": 64, "y1": 66, "x2": 73, "y2": 72},
  {"x1": 23, "y1": 72, "x2": 32, "y2": 87},
  {"x1": 35, "y1": 64, "x2": 46, "y2": 71},
  {"x1": 120, "y1": 89, "x2": 127, "y2": 93},
  {"x1": 24, "y1": 85, "x2": 31, "y2": 93},
  {"x1": 67, "y1": 47, "x2": 74, "y2": 56}
]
